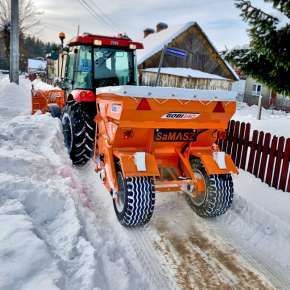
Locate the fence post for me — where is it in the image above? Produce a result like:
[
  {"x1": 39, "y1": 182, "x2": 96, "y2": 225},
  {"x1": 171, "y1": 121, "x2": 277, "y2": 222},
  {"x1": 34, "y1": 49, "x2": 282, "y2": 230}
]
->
[{"x1": 257, "y1": 92, "x2": 262, "y2": 120}]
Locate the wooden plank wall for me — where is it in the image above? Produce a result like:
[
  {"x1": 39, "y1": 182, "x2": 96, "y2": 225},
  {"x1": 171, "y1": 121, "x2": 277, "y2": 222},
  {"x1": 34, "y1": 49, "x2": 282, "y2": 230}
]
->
[
  {"x1": 141, "y1": 71, "x2": 232, "y2": 90},
  {"x1": 218, "y1": 120, "x2": 290, "y2": 192}
]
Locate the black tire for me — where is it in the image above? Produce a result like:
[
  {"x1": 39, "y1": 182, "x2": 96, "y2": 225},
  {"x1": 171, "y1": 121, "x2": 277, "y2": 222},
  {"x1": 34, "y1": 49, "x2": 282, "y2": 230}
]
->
[
  {"x1": 186, "y1": 158, "x2": 234, "y2": 217},
  {"x1": 48, "y1": 103, "x2": 61, "y2": 118},
  {"x1": 61, "y1": 101, "x2": 95, "y2": 166},
  {"x1": 113, "y1": 170, "x2": 155, "y2": 227}
]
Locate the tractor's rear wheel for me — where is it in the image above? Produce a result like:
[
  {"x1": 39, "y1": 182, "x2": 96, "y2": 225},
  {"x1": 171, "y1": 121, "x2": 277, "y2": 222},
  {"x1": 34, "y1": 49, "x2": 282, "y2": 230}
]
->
[
  {"x1": 186, "y1": 158, "x2": 234, "y2": 217},
  {"x1": 61, "y1": 101, "x2": 95, "y2": 166},
  {"x1": 113, "y1": 169, "x2": 155, "y2": 227}
]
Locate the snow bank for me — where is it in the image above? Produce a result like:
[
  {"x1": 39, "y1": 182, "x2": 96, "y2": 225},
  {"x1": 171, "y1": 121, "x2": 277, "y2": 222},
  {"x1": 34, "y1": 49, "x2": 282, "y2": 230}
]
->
[
  {"x1": 0, "y1": 75, "x2": 32, "y2": 120},
  {"x1": 32, "y1": 78, "x2": 55, "y2": 90},
  {"x1": 0, "y1": 76, "x2": 97, "y2": 289},
  {"x1": 0, "y1": 114, "x2": 97, "y2": 290},
  {"x1": 0, "y1": 76, "x2": 152, "y2": 290},
  {"x1": 233, "y1": 102, "x2": 290, "y2": 138}
]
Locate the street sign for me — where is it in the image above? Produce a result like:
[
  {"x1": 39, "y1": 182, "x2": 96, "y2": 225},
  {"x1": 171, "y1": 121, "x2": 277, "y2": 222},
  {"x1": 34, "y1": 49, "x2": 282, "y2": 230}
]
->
[
  {"x1": 165, "y1": 47, "x2": 187, "y2": 59},
  {"x1": 50, "y1": 50, "x2": 59, "y2": 60}
]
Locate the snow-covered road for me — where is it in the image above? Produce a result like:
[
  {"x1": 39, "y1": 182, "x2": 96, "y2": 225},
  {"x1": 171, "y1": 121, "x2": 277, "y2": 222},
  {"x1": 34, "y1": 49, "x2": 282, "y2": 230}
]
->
[{"x1": 0, "y1": 75, "x2": 290, "y2": 290}]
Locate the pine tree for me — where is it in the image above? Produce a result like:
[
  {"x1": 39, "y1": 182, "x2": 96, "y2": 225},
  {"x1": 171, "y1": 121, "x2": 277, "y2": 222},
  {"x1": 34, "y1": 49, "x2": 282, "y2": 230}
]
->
[{"x1": 225, "y1": 0, "x2": 290, "y2": 95}]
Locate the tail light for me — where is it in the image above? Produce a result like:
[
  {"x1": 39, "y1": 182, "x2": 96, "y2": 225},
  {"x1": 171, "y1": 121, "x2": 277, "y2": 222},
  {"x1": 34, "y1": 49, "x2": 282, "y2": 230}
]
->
[
  {"x1": 73, "y1": 90, "x2": 95, "y2": 102},
  {"x1": 213, "y1": 101, "x2": 225, "y2": 113},
  {"x1": 137, "y1": 98, "x2": 151, "y2": 110},
  {"x1": 217, "y1": 131, "x2": 227, "y2": 140}
]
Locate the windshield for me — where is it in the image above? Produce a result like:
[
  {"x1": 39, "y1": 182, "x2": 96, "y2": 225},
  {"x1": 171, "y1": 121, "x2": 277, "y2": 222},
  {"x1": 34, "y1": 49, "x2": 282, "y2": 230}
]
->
[{"x1": 94, "y1": 47, "x2": 136, "y2": 87}]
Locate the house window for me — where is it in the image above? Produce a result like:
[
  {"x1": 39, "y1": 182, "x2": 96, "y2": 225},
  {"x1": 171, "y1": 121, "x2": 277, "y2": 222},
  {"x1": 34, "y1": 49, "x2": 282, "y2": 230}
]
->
[{"x1": 252, "y1": 84, "x2": 262, "y2": 96}]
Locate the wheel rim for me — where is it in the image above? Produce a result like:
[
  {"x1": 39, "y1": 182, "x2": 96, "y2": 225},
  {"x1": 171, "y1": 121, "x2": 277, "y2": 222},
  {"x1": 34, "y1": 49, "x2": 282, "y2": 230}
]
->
[
  {"x1": 62, "y1": 112, "x2": 73, "y2": 152},
  {"x1": 190, "y1": 169, "x2": 207, "y2": 206},
  {"x1": 115, "y1": 171, "x2": 126, "y2": 213}
]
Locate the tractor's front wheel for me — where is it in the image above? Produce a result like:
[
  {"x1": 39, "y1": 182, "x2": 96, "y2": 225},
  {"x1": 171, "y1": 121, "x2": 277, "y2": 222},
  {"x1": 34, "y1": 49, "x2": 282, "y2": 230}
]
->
[
  {"x1": 113, "y1": 169, "x2": 155, "y2": 227},
  {"x1": 61, "y1": 101, "x2": 95, "y2": 166},
  {"x1": 186, "y1": 158, "x2": 234, "y2": 217}
]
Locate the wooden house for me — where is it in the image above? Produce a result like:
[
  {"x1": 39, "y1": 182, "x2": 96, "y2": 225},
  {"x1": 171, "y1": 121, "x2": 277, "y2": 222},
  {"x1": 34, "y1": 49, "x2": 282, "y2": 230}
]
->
[{"x1": 137, "y1": 22, "x2": 238, "y2": 89}]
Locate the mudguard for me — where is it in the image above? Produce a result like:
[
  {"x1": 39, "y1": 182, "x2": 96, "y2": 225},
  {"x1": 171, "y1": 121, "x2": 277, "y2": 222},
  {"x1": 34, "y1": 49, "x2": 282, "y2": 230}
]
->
[
  {"x1": 113, "y1": 151, "x2": 160, "y2": 177},
  {"x1": 198, "y1": 153, "x2": 238, "y2": 175}
]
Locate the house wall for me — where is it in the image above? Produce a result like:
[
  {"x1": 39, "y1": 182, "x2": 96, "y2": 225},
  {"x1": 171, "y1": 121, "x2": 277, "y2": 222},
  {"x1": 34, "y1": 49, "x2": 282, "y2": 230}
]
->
[
  {"x1": 241, "y1": 76, "x2": 290, "y2": 111},
  {"x1": 142, "y1": 71, "x2": 232, "y2": 90},
  {"x1": 139, "y1": 25, "x2": 234, "y2": 80},
  {"x1": 243, "y1": 76, "x2": 271, "y2": 107}
]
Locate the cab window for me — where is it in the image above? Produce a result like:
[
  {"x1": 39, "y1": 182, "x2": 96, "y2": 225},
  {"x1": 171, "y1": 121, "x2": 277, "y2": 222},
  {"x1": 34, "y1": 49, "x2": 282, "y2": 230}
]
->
[{"x1": 74, "y1": 46, "x2": 92, "y2": 89}]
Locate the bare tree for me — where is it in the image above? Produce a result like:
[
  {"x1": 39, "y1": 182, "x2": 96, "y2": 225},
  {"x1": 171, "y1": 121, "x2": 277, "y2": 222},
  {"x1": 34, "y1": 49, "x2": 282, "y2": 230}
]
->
[{"x1": 0, "y1": 0, "x2": 42, "y2": 67}]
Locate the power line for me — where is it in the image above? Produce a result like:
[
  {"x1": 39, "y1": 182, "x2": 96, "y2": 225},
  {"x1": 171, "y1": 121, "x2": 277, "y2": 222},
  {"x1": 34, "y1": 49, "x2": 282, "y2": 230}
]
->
[
  {"x1": 87, "y1": 0, "x2": 118, "y2": 29},
  {"x1": 78, "y1": 0, "x2": 118, "y2": 34}
]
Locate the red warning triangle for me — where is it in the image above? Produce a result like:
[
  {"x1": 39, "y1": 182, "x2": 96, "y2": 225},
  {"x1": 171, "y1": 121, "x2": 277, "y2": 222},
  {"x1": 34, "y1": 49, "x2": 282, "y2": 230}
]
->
[
  {"x1": 137, "y1": 98, "x2": 151, "y2": 110},
  {"x1": 213, "y1": 101, "x2": 225, "y2": 113}
]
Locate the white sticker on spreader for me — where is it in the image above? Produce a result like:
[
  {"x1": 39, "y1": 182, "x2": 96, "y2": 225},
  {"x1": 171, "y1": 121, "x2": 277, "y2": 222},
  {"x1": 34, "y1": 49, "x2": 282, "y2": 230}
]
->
[
  {"x1": 111, "y1": 104, "x2": 121, "y2": 113},
  {"x1": 161, "y1": 112, "x2": 200, "y2": 120}
]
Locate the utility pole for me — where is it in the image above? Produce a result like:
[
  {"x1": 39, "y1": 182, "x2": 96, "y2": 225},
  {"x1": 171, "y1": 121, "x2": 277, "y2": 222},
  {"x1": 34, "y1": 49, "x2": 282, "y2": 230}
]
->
[{"x1": 9, "y1": 0, "x2": 19, "y2": 84}]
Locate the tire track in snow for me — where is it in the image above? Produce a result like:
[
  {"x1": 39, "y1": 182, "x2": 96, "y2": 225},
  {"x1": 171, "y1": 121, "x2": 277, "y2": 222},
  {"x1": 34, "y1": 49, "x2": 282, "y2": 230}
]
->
[
  {"x1": 150, "y1": 193, "x2": 275, "y2": 290},
  {"x1": 73, "y1": 163, "x2": 275, "y2": 290},
  {"x1": 154, "y1": 220, "x2": 274, "y2": 289},
  {"x1": 70, "y1": 163, "x2": 177, "y2": 290}
]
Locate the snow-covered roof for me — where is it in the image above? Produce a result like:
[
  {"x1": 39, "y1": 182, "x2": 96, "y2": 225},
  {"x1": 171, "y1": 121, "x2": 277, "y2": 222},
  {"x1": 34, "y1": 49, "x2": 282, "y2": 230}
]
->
[
  {"x1": 137, "y1": 22, "x2": 238, "y2": 81},
  {"x1": 142, "y1": 67, "x2": 227, "y2": 80},
  {"x1": 223, "y1": 59, "x2": 240, "y2": 81},
  {"x1": 136, "y1": 22, "x2": 195, "y2": 65},
  {"x1": 95, "y1": 85, "x2": 237, "y2": 101}
]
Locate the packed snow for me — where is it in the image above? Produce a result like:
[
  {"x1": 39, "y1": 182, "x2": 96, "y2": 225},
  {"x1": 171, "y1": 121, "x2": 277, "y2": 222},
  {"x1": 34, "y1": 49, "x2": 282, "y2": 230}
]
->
[{"x1": 0, "y1": 75, "x2": 290, "y2": 289}]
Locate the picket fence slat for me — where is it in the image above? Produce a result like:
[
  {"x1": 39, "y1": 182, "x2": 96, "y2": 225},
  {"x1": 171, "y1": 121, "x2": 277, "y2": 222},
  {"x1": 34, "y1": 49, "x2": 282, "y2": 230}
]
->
[
  {"x1": 226, "y1": 120, "x2": 235, "y2": 155},
  {"x1": 218, "y1": 120, "x2": 289, "y2": 192},
  {"x1": 236, "y1": 122, "x2": 245, "y2": 167},
  {"x1": 240, "y1": 123, "x2": 250, "y2": 170},
  {"x1": 253, "y1": 131, "x2": 264, "y2": 177},
  {"x1": 231, "y1": 121, "x2": 240, "y2": 163},
  {"x1": 265, "y1": 136, "x2": 278, "y2": 186},
  {"x1": 272, "y1": 137, "x2": 285, "y2": 188},
  {"x1": 259, "y1": 133, "x2": 271, "y2": 181},
  {"x1": 279, "y1": 138, "x2": 290, "y2": 190},
  {"x1": 247, "y1": 130, "x2": 258, "y2": 174}
]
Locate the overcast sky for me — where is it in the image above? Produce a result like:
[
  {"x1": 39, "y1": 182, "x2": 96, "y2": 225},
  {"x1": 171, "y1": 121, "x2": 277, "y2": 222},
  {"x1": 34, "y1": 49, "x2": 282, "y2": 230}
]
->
[{"x1": 35, "y1": 0, "x2": 276, "y2": 50}]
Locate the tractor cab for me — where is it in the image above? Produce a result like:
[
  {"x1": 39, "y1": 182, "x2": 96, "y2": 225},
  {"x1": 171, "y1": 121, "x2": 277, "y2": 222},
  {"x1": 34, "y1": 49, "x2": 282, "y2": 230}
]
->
[{"x1": 63, "y1": 34, "x2": 143, "y2": 92}]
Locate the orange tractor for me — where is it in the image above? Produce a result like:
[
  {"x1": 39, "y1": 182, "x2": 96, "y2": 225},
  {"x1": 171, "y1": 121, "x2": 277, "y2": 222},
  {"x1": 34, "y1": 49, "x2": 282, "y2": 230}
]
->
[{"x1": 32, "y1": 33, "x2": 237, "y2": 227}]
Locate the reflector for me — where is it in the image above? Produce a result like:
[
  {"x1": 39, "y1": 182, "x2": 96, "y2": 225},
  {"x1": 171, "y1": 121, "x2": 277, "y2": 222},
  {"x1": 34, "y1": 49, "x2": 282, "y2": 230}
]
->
[
  {"x1": 213, "y1": 101, "x2": 225, "y2": 113},
  {"x1": 137, "y1": 98, "x2": 151, "y2": 110}
]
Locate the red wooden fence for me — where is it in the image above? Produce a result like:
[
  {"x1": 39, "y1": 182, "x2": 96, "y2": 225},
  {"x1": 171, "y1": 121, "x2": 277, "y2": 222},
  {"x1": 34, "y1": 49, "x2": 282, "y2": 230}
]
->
[{"x1": 218, "y1": 120, "x2": 290, "y2": 192}]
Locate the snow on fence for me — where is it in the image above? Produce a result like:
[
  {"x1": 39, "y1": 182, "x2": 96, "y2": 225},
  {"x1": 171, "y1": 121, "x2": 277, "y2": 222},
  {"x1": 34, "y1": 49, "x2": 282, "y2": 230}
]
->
[{"x1": 218, "y1": 120, "x2": 290, "y2": 192}]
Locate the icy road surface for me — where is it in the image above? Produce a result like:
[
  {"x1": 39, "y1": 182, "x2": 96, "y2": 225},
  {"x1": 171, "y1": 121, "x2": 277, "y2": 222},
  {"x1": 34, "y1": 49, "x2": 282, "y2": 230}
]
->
[{"x1": 0, "y1": 76, "x2": 289, "y2": 289}]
